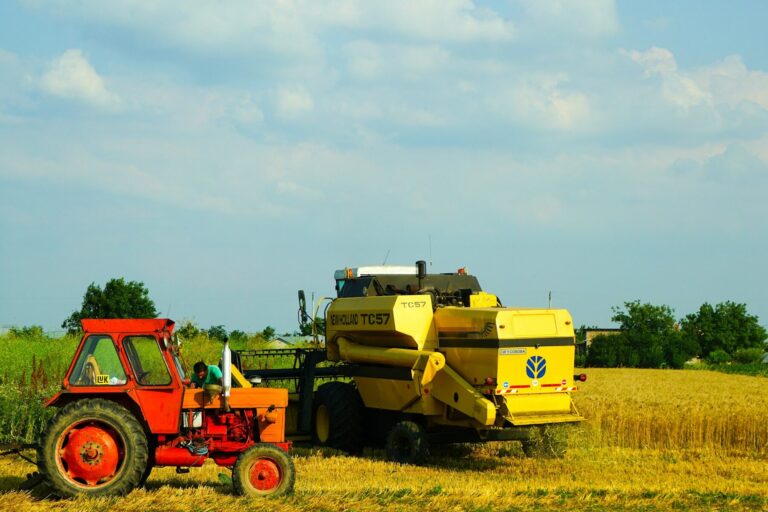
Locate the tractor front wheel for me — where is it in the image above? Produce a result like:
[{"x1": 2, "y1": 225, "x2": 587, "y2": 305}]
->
[
  {"x1": 232, "y1": 444, "x2": 295, "y2": 497},
  {"x1": 385, "y1": 421, "x2": 428, "y2": 465},
  {"x1": 37, "y1": 398, "x2": 148, "y2": 497}
]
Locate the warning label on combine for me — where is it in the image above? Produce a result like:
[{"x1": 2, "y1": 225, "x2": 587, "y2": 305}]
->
[{"x1": 500, "y1": 348, "x2": 527, "y2": 356}]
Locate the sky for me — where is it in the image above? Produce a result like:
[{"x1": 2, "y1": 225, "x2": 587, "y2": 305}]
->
[{"x1": 1, "y1": 1, "x2": 767, "y2": 335}]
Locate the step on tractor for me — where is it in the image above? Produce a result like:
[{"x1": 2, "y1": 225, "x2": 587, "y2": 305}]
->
[
  {"x1": 36, "y1": 318, "x2": 295, "y2": 498},
  {"x1": 234, "y1": 261, "x2": 586, "y2": 464}
]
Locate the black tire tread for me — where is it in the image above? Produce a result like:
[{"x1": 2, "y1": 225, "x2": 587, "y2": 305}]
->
[
  {"x1": 37, "y1": 398, "x2": 148, "y2": 498},
  {"x1": 385, "y1": 420, "x2": 428, "y2": 465},
  {"x1": 312, "y1": 381, "x2": 364, "y2": 454}
]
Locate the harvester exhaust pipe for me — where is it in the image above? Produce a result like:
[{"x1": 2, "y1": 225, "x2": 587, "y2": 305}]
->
[{"x1": 416, "y1": 260, "x2": 427, "y2": 290}]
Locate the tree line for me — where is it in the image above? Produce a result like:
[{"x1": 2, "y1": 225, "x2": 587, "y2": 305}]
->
[{"x1": 581, "y1": 300, "x2": 767, "y2": 369}]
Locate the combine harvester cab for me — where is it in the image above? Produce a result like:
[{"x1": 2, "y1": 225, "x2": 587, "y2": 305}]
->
[{"x1": 235, "y1": 261, "x2": 585, "y2": 464}]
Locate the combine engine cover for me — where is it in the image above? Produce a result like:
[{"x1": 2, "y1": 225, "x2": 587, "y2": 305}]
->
[{"x1": 434, "y1": 307, "x2": 582, "y2": 425}]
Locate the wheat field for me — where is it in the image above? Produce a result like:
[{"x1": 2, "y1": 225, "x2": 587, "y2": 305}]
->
[{"x1": 0, "y1": 367, "x2": 766, "y2": 510}]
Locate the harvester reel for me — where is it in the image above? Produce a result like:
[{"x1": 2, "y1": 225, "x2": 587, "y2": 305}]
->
[{"x1": 37, "y1": 398, "x2": 148, "y2": 497}]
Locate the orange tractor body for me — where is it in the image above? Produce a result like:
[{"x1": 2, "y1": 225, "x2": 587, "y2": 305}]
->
[{"x1": 39, "y1": 318, "x2": 294, "y2": 497}]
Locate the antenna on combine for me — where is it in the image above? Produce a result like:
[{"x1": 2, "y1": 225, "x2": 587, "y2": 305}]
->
[
  {"x1": 428, "y1": 235, "x2": 433, "y2": 267},
  {"x1": 382, "y1": 248, "x2": 391, "y2": 265},
  {"x1": 548, "y1": 291, "x2": 552, "y2": 308}
]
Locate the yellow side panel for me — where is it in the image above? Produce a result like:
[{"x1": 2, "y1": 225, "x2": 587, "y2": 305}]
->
[
  {"x1": 498, "y1": 345, "x2": 576, "y2": 393},
  {"x1": 469, "y1": 292, "x2": 498, "y2": 308},
  {"x1": 326, "y1": 295, "x2": 437, "y2": 352},
  {"x1": 354, "y1": 377, "x2": 420, "y2": 410},
  {"x1": 503, "y1": 393, "x2": 572, "y2": 416},
  {"x1": 510, "y1": 312, "x2": 558, "y2": 337}
]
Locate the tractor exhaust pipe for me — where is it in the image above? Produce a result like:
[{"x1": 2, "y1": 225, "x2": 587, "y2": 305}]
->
[{"x1": 221, "y1": 341, "x2": 232, "y2": 412}]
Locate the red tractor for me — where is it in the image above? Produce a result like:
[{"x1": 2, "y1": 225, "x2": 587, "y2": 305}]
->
[{"x1": 36, "y1": 318, "x2": 295, "y2": 498}]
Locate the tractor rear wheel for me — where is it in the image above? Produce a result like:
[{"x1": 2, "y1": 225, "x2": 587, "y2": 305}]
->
[
  {"x1": 385, "y1": 420, "x2": 428, "y2": 465},
  {"x1": 37, "y1": 398, "x2": 148, "y2": 497},
  {"x1": 312, "y1": 381, "x2": 364, "y2": 454},
  {"x1": 232, "y1": 444, "x2": 295, "y2": 497}
]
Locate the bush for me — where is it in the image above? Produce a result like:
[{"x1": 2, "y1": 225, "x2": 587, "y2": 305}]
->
[
  {"x1": 706, "y1": 349, "x2": 731, "y2": 364},
  {"x1": 732, "y1": 347, "x2": 765, "y2": 364}
]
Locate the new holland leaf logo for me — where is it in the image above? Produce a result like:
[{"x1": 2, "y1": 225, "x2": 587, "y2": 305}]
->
[{"x1": 526, "y1": 356, "x2": 547, "y2": 379}]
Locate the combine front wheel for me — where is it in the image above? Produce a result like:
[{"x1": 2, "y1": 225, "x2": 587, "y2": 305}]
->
[
  {"x1": 37, "y1": 398, "x2": 148, "y2": 497},
  {"x1": 232, "y1": 444, "x2": 295, "y2": 497},
  {"x1": 385, "y1": 421, "x2": 428, "y2": 465}
]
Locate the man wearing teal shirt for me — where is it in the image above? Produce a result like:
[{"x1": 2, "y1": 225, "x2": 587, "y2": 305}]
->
[{"x1": 191, "y1": 361, "x2": 223, "y2": 388}]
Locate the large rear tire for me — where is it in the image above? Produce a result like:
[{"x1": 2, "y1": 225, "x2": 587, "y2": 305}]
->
[
  {"x1": 37, "y1": 398, "x2": 148, "y2": 497},
  {"x1": 312, "y1": 381, "x2": 364, "y2": 454},
  {"x1": 232, "y1": 444, "x2": 295, "y2": 497},
  {"x1": 385, "y1": 420, "x2": 428, "y2": 465}
]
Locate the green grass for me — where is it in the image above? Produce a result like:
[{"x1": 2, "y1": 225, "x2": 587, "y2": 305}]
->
[{"x1": 685, "y1": 362, "x2": 768, "y2": 378}]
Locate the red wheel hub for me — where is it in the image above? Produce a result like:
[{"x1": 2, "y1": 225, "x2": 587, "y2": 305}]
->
[
  {"x1": 249, "y1": 458, "x2": 281, "y2": 491},
  {"x1": 58, "y1": 423, "x2": 122, "y2": 487}
]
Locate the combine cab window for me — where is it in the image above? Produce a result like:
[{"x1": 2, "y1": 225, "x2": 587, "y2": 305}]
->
[
  {"x1": 123, "y1": 336, "x2": 172, "y2": 386},
  {"x1": 71, "y1": 335, "x2": 127, "y2": 386}
]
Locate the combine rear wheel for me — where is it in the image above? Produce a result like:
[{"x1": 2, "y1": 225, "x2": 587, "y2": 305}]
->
[
  {"x1": 232, "y1": 444, "x2": 295, "y2": 497},
  {"x1": 385, "y1": 421, "x2": 428, "y2": 465},
  {"x1": 37, "y1": 398, "x2": 148, "y2": 497},
  {"x1": 312, "y1": 382, "x2": 364, "y2": 454}
]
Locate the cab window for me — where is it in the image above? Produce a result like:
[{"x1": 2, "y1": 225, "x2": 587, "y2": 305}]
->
[
  {"x1": 123, "y1": 336, "x2": 172, "y2": 386},
  {"x1": 71, "y1": 335, "x2": 127, "y2": 386}
]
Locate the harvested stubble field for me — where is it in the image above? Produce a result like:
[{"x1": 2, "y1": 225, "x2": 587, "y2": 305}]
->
[{"x1": 0, "y1": 341, "x2": 766, "y2": 510}]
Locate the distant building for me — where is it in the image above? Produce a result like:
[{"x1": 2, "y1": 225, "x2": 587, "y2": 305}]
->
[
  {"x1": 270, "y1": 335, "x2": 314, "y2": 349},
  {"x1": 577, "y1": 328, "x2": 622, "y2": 356},
  {"x1": 584, "y1": 328, "x2": 622, "y2": 347}
]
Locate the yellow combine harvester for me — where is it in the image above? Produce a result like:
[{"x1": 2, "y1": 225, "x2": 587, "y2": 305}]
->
[{"x1": 236, "y1": 261, "x2": 585, "y2": 463}]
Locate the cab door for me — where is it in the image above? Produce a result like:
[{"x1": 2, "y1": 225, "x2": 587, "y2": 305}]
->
[{"x1": 121, "y1": 334, "x2": 184, "y2": 433}]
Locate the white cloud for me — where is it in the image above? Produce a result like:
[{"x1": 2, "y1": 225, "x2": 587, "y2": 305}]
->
[
  {"x1": 624, "y1": 47, "x2": 711, "y2": 109},
  {"x1": 276, "y1": 87, "x2": 314, "y2": 119},
  {"x1": 30, "y1": 1, "x2": 515, "y2": 58},
  {"x1": 40, "y1": 49, "x2": 119, "y2": 108},
  {"x1": 693, "y1": 55, "x2": 768, "y2": 110},
  {"x1": 626, "y1": 46, "x2": 677, "y2": 77},
  {"x1": 491, "y1": 75, "x2": 592, "y2": 131},
  {"x1": 517, "y1": 0, "x2": 619, "y2": 39},
  {"x1": 344, "y1": 41, "x2": 451, "y2": 81}
]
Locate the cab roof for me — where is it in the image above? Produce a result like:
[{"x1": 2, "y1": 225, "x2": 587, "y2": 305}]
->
[{"x1": 80, "y1": 318, "x2": 175, "y2": 334}]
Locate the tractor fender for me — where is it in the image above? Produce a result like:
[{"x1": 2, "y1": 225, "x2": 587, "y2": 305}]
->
[{"x1": 44, "y1": 392, "x2": 149, "y2": 434}]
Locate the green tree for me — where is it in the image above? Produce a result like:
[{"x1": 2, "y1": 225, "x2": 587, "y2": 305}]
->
[
  {"x1": 176, "y1": 320, "x2": 200, "y2": 339},
  {"x1": 588, "y1": 301, "x2": 699, "y2": 369},
  {"x1": 62, "y1": 278, "x2": 157, "y2": 334},
  {"x1": 229, "y1": 330, "x2": 247, "y2": 343},
  {"x1": 261, "y1": 326, "x2": 276, "y2": 341},
  {"x1": 207, "y1": 325, "x2": 228, "y2": 342},
  {"x1": 680, "y1": 302, "x2": 767, "y2": 357}
]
